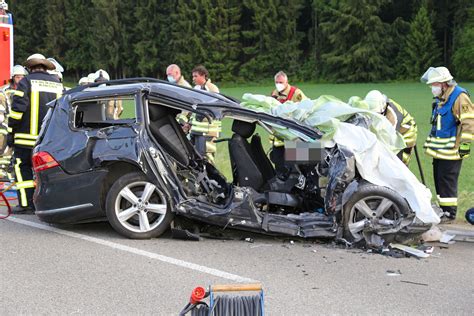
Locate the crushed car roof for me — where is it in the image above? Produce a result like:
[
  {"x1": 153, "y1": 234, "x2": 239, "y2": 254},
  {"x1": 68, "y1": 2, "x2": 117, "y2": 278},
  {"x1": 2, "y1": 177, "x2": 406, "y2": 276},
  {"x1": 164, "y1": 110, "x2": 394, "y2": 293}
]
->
[
  {"x1": 63, "y1": 77, "x2": 323, "y2": 139},
  {"x1": 66, "y1": 78, "x2": 240, "y2": 107}
]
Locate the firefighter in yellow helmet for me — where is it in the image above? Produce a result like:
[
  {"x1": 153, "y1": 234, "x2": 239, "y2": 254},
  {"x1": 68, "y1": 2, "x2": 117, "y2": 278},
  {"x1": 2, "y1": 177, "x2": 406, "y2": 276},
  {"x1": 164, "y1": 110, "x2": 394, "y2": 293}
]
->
[
  {"x1": 364, "y1": 90, "x2": 418, "y2": 165},
  {"x1": 8, "y1": 54, "x2": 63, "y2": 213},
  {"x1": 190, "y1": 65, "x2": 221, "y2": 164},
  {"x1": 421, "y1": 66, "x2": 474, "y2": 222}
]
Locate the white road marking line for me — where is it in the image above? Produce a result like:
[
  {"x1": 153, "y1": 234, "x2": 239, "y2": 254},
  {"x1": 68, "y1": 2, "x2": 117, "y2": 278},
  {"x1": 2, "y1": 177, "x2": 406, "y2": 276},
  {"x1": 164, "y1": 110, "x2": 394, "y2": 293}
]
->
[{"x1": 7, "y1": 217, "x2": 257, "y2": 283}]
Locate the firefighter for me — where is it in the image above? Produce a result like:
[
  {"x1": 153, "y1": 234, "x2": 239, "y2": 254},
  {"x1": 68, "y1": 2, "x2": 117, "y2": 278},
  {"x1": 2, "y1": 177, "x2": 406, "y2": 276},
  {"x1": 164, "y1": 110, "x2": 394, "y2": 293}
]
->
[
  {"x1": 167, "y1": 64, "x2": 193, "y2": 133},
  {"x1": 78, "y1": 77, "x2": 91, "y2": 86},
  {"x1": 269, "y1": 71, "x2": 308, "y2": 171},
  {"x1": 364, "y1": 90, "x2": 418, "y2": 165},
  {"x1": 166, "y1": 64, "x2": 192, "y2": 88},
  {"x1": 0, "y1": 65, "x2": 28, "y2": 181},
  {"x1": 190, "y1": 65, "x2": 221, "y2": 163},
  {"x1": 8, "y1": 54, "x2": 63, "y2": 213},
  {"x1": 192, "y1": 65, "x2": 219, "y2": 93},
  {"x1": 1, "y1": 65, "x2": 28, "y2": 104},
  {"x1": 271, "y1": 71, "x2": 307, "y2": 104},
  {"x1": 421, "y1": 66, "x2": 474, "y2": 222},
  {"x1": 0, "y1": 0, "x2": 9, "y2": 23},
  {"x1": 94, "y1": 69, "x2": 123, "y2": 120}
]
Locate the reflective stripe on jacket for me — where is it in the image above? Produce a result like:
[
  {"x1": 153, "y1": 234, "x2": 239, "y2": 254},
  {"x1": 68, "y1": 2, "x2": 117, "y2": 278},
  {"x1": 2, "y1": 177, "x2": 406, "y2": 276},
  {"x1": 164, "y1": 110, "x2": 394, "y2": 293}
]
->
[
  {"x1": 189, "y1": 114, "x2": 221, "y2": 138},
  {"x1": 8, "y1": 72, "x2": 63, "y2": 148},
  {"x1": 386, "y1": 99, "x2": 417, "y2": 148},
  {"x1": 424, "y1": 85, "x2": 469, "y2": 160}
]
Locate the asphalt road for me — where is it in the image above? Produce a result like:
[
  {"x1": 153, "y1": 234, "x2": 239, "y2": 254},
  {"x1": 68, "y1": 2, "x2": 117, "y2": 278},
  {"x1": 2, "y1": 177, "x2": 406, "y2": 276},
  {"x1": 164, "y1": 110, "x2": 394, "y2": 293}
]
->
[{"x1": 1, "y1": 215, "x2": 473, "y2": 315}]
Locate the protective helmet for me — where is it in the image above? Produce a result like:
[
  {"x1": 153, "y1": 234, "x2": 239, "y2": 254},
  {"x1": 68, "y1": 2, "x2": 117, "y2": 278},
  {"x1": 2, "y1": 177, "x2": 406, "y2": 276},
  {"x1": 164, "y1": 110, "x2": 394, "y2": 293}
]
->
[
  {"x1": 24, "y1": 53, "x2": 55, "y2": 70},
  {"x1": 11, "y1": 65, "x2": 28, "y2": 77},
  {"x1": 47, "y1": 58, "x2": 64, "y2": 73},
  {"x1": 47, "y1": 58, "x2": 64, "y2": 80},
  {"x1": 0, "y1": 1, "x2": 8, "y2": 10},
  {"x1": 48, "y1": 70, "x2": 63, "y2": 80},
  {"x1": 348, "y1": 96, "x2": 369, "y2": 110},
  {"x1": 94, "y1": 69, "x2": 110, "y2": 82},
  {"x1": 86, "y1": 73, "x2": 97, "y2": 82},
  {"x1": 420, "y1": 66, "x2": 453, "y2": 85},
  {"x1": 364, "y1": 90, "x2": 387, "y2": 114},
  {"x1": 78, "y1": 77, "x2": 90, "y2": 85}
]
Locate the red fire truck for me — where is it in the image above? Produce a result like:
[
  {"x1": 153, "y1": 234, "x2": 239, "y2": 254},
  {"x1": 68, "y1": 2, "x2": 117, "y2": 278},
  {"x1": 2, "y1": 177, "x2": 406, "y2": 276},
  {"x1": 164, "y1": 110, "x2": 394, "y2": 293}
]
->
[{"x1": 0, "y1": 1, "x2": 13, "y2": 86}]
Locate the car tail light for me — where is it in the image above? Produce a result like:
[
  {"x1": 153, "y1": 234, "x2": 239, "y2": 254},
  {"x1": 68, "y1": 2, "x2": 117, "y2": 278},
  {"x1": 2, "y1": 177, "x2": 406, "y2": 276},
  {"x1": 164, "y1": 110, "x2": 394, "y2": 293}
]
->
[{"x1": 32, "y1": 151, "x2": 59, "y2": 172}]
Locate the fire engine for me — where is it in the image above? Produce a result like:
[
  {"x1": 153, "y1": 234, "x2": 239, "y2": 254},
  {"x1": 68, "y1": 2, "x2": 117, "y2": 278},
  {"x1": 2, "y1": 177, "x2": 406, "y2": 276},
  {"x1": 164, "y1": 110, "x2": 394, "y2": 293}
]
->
[{"x1": 0, "y1": 1, "x2": 13, "y2": 86}]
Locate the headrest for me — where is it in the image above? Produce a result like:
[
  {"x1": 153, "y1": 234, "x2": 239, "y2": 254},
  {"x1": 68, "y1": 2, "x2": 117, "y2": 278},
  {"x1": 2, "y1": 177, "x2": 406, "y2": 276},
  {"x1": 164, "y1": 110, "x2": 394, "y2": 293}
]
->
[
  {"x1": 149, "y1": 106, "x2": 180, "y2": 121},
  {"x1": 232, "y1": 120, "x2": 256, "y2": 139}
]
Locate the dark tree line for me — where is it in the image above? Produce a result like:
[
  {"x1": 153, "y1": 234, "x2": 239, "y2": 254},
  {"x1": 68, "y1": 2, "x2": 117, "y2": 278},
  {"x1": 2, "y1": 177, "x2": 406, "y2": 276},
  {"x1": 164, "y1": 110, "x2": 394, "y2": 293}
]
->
[{"x1": 8, "y1": 0, "x2": 474, "y2": 82}]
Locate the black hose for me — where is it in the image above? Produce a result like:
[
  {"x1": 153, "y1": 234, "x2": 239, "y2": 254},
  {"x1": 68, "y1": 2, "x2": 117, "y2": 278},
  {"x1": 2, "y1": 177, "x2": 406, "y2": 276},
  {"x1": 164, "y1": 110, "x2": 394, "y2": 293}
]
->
[
  {"x1": 187, "y1": 294, "x2": 262, "y2": 315},
  {"x1": 191, "y1": 304, "x2": 209, "y2": 316},
  {"x1": 202, "y1": 294, "x2": 262, "y2": 316}
]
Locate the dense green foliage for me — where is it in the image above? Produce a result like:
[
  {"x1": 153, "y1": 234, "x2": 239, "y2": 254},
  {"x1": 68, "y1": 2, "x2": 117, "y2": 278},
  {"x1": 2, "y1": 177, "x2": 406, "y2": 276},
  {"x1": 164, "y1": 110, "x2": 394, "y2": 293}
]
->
[
  {"x1": 397, "y1": 3, "x2": 440, "y2": 80},
  {"x1": 8, "y1": 0, "x2": 474, "y2": 82},
  {"x1": 453, "y1": 7, "x2": 474, "y2": 80}
]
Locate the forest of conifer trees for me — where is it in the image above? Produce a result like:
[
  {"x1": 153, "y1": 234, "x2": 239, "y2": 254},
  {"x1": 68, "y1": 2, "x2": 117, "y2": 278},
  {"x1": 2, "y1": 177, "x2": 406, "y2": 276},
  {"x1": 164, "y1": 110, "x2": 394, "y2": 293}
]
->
[{"x1": 8, "y1": 0, "x2": 474, "y2": 82}]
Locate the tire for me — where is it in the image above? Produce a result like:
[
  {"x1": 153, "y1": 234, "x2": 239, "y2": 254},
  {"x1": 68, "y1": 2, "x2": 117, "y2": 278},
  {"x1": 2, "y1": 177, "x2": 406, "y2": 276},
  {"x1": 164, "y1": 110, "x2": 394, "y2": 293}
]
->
[
  {"x1": 342, "y1": 183, "x2": 410, "y2": 242},
  {"x1": 105, "y1": 172, "x2": 173, "y2": 239}
]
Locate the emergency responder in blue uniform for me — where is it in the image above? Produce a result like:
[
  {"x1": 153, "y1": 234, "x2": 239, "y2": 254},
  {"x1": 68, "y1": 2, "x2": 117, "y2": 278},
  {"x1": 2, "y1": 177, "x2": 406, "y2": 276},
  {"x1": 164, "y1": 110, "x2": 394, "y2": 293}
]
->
[
  {"x1": 421, "y1": 66, "x2": 474, "y2": 222},
  {"x1": 8, "y1": 54, "x2": 63, "y2": 213}
]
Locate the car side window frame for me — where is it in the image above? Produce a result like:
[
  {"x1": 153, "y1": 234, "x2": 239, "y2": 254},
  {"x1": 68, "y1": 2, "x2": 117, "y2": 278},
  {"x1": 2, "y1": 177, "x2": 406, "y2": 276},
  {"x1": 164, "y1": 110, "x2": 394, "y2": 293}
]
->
[{"x1": 70, "y1": 94, "x2": 138, "y2": 131}]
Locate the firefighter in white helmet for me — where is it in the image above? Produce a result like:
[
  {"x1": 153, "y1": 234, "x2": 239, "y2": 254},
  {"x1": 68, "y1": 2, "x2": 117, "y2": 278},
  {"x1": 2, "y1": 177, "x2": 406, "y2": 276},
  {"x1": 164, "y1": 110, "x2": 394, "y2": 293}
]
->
[
  {"x1": 94, "y1": 69, "x2": 110, "y2": 82},
  {"x1": 421, "y1": 66, "x2": 474, "y2": 222},
  {"x1": 8, "y1": 54, "x2": 63, "y2": 213},
  {"x1": 364, "y1": 90, "x2": 417, "y2": 165},
  {"x1": 0, "y1": 65, "x2": 28, "y2": 180},
  {"x1": 0, "y1": 1, "x2": 8, "y2": 16},
  {"x1": 2, "y1": 65, "x2": 28, "y2": 103},
  {"x1": 93, "y1": 69, "x2": 122, "y2": 120}
]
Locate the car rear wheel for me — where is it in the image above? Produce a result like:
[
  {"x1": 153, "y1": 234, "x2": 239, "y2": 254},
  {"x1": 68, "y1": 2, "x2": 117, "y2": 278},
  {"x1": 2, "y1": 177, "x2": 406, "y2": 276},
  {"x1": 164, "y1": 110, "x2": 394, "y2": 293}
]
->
[
  {"x1": 106, "y1": 172, "x2": 173, "y2": 239},
  {"x1": 343, "y1": 183, "x2": 410, "y2": 242}
]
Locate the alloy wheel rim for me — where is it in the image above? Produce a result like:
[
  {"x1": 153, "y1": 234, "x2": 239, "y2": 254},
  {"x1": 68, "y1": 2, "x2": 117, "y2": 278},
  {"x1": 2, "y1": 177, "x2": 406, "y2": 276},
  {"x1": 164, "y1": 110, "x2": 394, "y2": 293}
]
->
[
  {"x1": 348, "y1": 195, "x2": 401, "y2": 240},
  {"x1": 115, "y1": 181, "x2": 167, "y2": 233}
]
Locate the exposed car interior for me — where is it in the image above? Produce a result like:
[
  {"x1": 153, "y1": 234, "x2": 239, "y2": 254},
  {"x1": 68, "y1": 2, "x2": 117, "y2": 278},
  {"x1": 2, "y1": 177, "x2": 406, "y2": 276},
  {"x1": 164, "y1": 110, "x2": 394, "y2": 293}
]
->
[
  {"x1": 148, "y1": 103, "x2": 230, "y2": 205},
  {"x1": 228, "y1": 120, "x2": 275, "y2": 191},
  {"x1": 147, "y1": 103, "x2": 326, "y2": 216},
  {"x1": 148, "y1": 104, "x2": 196, "y2": 167}
]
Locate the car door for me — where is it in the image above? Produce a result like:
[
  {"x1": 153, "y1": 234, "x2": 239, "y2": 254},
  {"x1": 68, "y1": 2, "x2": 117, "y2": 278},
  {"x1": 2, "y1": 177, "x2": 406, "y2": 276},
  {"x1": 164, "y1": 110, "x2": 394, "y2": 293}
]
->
[{"x1": 61, "y1": 94, "x2": 142, "y2": 173}]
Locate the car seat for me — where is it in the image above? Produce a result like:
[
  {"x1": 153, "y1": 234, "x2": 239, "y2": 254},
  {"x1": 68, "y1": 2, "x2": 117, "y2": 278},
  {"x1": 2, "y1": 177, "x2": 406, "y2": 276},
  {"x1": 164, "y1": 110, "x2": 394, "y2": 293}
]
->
[
  {"x1": 148, "y1": 105, "x2": 197, "y2": 167},
  {"x1": 229, "y1": 120, "x2": 275, "y2": 191}
]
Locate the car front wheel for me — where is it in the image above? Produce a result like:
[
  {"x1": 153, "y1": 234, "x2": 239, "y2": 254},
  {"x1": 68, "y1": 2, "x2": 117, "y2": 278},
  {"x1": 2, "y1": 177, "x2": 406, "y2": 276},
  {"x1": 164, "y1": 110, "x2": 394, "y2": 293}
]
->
[
  {"x1": 343, "y1": 183, "x2": 410, "y2": 243},
  {"x1": 106, "y1": 172, "x2": 173, "y2": 239}
]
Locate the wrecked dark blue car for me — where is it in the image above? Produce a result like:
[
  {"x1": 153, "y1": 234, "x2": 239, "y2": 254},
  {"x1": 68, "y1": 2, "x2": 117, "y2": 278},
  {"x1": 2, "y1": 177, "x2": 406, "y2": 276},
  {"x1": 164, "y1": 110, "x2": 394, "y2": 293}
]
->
[{"x1": 32, "y1": 79, "x2": 418, "y2": 243}]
